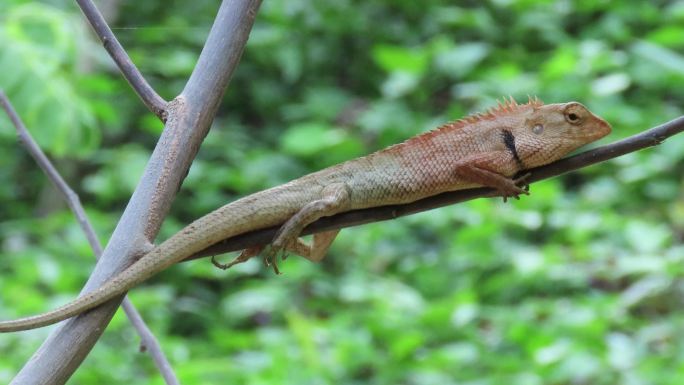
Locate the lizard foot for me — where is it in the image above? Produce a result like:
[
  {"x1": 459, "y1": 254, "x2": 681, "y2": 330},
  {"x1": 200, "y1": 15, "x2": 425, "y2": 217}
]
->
[
  {"x1": 211, "y1": 246, "x2": 262, "y2": 270},
  {"x1": 500, "y1": 173, "x2": 531, "y2": 202},
  {"x1": 211, "y1": 255, "x2": 236, "y2": 270},
  {"x1": 262, "y1": 244, "x2": 288, "y2": 275}
]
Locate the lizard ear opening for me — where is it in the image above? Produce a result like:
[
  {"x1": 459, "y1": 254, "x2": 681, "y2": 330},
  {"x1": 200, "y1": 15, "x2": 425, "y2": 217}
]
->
[{"x1": 532, "y1": 124, "x2": 544, "y2": 135}]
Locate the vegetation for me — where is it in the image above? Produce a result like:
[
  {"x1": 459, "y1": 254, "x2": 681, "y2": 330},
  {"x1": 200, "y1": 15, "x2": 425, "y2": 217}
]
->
[{"x1": 1, "y1": 0, "x2": 684, "y2": 383}]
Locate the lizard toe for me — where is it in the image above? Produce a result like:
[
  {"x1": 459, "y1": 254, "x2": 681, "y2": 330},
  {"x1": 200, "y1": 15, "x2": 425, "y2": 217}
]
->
[
  {"x1": 262, "y1": 245, "x2": 283, "y2": 274},
  {"x1": 212, "y1": 246, "x2": 262, "y2": 270},
  {"x1": 499, "y1": 183, "x2": 529, "y2": 202}
]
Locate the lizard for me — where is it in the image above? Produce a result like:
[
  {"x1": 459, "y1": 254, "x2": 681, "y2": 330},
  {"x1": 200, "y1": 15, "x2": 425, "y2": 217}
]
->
[{"x1": 0, "y1": 97, "x2": 611, "y2": 332}]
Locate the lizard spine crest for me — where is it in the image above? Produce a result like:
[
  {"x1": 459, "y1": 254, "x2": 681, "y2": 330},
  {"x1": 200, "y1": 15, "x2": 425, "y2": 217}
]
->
[
  {"x1": 445, "y1": 95, "x2": 543, "y2": 131},
  {"x1": 387, "y1": 96, "x2": 544, "y2": 152}
]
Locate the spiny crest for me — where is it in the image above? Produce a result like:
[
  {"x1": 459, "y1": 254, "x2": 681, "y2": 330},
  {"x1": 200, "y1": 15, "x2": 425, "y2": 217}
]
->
[
  {"x1": 459, "y1": 96, "x2": 543, "y2": 125},
  {"x1": 383, "y1": 97, "x2": 544, "y2": 152},
  {"x1": 437, "y1": 96, "x2": 543, "y2": 132}
]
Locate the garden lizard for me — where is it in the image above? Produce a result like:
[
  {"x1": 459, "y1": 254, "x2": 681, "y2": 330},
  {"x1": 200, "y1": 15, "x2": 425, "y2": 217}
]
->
[{"x1": 0, "y1": 97, "x2": 611, "y2": 332}]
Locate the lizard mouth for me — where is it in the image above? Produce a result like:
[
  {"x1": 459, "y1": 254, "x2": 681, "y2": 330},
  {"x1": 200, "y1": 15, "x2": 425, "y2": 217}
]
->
[
  {"x1": 593, "y1": 118, "x2": 612, "y2": 139},
  {"x1": 579, "y1": 116, "x2": 612, "y2": 141}
]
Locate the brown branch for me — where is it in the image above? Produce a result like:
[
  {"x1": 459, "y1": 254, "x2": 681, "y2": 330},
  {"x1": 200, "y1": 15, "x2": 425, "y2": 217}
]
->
[
  {"x1": 75, "y1": 0, "x2": 168, "y2": 120},
  {"x1": 187, "y1": 114, "x2": 684, "y2": 261},
  {"x1": 0, "y1": 91, "x2": 180, "y2": 385},
  {"x1": 11, "y1": 1, "x2": 262, "y2": 383}
]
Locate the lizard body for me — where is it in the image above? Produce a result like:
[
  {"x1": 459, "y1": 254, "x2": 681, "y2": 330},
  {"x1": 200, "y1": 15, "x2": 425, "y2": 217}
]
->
[{"x1": 0, "y1": 98, "x2": 611, "y2": 332}]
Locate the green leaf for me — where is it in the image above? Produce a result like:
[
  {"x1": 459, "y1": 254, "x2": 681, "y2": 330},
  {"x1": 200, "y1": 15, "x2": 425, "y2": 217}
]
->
[
  {"x1": 632, "y1": 40, "x2": 684, "y2": 76},
  {"x1": 280, "y1": 122, "x2": 363, "y2": 164},
  {"x1": 0, "y1": 4, "x2": 100, "y2": 157},
  {"x1": 372, "y1": 44, "x2": 430, "y2": 75},
  {"x1": 434, "y1": 42, "x2": 490, "y2": 78}
]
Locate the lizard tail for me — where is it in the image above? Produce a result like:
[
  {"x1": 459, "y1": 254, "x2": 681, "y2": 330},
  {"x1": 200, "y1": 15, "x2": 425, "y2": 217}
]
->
[
  {"x1": 0, "y1": 210, "x2": 241, "y2": 332},
  {"x1": 0, "y1": 185, "x2": 312, "y2": 332},
  {"x1": 0, "y1": 243, "x2": 175, "y2": 332},
  {"x1": 0, "y1": 278, "x2": 131, "y2": 332}
]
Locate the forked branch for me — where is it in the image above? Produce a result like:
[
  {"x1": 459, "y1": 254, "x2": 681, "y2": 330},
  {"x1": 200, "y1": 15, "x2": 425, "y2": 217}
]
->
[
  {"x1": 10, "y1": 0, "x2": 262, "y2": 383},
  {"x1": 76, "y1": 0, "x2": 168, "y2": 120},
  {"x1": 0, "y1": 91, "x2": 179, "y2": 385}
]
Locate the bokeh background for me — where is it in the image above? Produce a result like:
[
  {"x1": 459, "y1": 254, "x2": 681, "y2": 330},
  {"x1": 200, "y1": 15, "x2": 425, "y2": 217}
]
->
[{"x1": 1, "y1": 0, "x2": 684, "y2": 384}]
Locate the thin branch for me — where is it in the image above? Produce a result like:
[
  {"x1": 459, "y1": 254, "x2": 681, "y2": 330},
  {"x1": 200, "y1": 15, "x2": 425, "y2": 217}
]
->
[
  {"x1": 0, "y1": 91, "x2": 180, "y2": 385},
  {"x1": 11, "y1": 1, "x2": 262, "y2": 383},
  {"x1": 75, "y1": 0, "x2": 168, "y2": 120},
  {"x1": 187, "y1": 114, "x2": 684, "y2": 261},
  {"x1": 121, "y1": 303, "x2": 179, "y2": 385},
  {"x1": 0, "y1": 92, "x2": 99, "y2": 251}
]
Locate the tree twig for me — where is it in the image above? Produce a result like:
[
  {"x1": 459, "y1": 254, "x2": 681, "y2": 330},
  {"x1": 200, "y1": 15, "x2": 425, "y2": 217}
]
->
[
  {"x1": 75, "y1": 0, "x2": 168, "y2": 120},
  {"x1": 187, "y1": 114, "x2": 684, "y2": 261},
  {"x1": 0, "y1": 91, "x2": 180, "y2": 385}
]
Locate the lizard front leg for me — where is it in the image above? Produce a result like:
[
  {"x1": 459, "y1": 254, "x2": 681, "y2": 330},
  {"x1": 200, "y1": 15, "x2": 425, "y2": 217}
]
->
[{"x1": 453, "y1": 151, "x2": 529, "y2": 201}]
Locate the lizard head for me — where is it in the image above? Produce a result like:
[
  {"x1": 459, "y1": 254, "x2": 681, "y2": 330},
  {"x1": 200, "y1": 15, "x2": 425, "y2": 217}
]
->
[{"x1": 517, "y1": 101, "x2": 612, "y2": 167}]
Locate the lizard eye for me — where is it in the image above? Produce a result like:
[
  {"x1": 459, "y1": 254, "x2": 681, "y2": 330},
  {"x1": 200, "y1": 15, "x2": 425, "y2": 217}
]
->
[
  {"x1": 564, "y1": 103, "x2": 585, "y2": 125},
  {"x1": 532, "y1": 124, "x2": 544, "y2": 134}
]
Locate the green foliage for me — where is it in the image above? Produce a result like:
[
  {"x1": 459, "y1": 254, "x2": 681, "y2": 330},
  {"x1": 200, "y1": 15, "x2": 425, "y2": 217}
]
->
[
  {"x1": 1, "y1": 0, "x2": 684, "y2": 384},
  {"x1": 0, "y1": 3, "x2": 111, "y2": 157}
]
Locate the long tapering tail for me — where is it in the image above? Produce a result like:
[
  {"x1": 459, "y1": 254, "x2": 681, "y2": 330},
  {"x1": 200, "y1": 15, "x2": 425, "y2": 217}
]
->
[
  {"x1": 0, "y1": 245, "x2": 170, "y2": 332},
  {"x1": 0, "y1": 185, "x2": 309, "y2": 332}
]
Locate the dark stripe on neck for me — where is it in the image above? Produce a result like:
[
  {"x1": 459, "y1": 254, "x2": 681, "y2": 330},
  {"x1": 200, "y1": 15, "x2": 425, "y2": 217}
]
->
[{"x1": 501, "y1": 129, "x2": 525, "y2": 169}]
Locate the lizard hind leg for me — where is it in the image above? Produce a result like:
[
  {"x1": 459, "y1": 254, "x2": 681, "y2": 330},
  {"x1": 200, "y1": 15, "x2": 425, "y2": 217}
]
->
[
  {"x1": 211, "y1": 228, "x2": 340, "y2": 274},
  {"x1": 287, "y1": 229, "x2": 341, "y2": 262},
  {"x1": 264, "y1": 183, "x2": 351, "y2": 273}
]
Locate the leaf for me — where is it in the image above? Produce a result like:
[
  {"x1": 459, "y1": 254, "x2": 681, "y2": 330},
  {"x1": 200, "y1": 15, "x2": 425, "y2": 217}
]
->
[
  {"x1": 591, "y1": 73, "x2": 631, "y2": 96},
  {"x1": 434, "y1": 42, "x2": 490, "y2": 78},
  {"x1": 0, "y1": 4, "x2": 100, "y2": 157},
  {"x1": 280, "y1": 122, "x2": 363, "y2": 164},
  {"x1": 372, "y1": 44, "x2": 430, "y2": 75},
  {"x1": 632, "y1": 40, "x2": 684, "y2": 76},
  {"x1": 625, "y1": 221, "x2": 672, "y2": 254}
]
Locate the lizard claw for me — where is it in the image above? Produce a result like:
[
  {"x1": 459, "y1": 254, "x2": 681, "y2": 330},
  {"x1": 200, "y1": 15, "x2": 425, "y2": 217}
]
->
[
  {"x1": 262, "y1": 245, "x2": 287, "y2": 275},
  {"x1": 500, "y1": 173, "x2": 531, "y2": 202},
  {"x1": 262, "y1": 229, "x2": 299, "y2": 274}
]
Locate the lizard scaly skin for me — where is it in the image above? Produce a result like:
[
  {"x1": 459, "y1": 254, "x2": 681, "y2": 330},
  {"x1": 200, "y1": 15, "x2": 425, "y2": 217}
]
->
[{"x1": 0, "y1": 98, "x2": 611, "y2": 332}]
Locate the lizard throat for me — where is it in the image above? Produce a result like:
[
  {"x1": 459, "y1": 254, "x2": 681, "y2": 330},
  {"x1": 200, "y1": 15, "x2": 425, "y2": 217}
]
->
[{"x1": 501, "y1": 129, "x2": 525, "y2": 170}]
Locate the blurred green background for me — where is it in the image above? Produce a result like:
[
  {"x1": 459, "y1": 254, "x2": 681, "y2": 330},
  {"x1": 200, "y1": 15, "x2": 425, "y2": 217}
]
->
[{"x1": 1, "y1": 0, "x2": 684, "y2": 384}]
